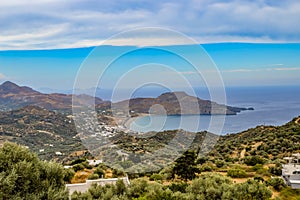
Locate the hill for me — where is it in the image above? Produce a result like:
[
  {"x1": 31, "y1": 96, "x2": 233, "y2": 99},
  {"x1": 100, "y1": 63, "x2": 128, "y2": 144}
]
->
[
  {"x1": 0, "y1": 81, "x2": 251, "y2": 116},
  {"x1": 113, "y1": 91, "x2": 252, "y2": 115},
  {"x1": 0, "y1": 105, "x2": 86, "y2": 161},
  {"x1": 0, "y1": 81, "x2": 104, "y2": 111},
  {"x1": 210, "y1": 116, "x2": 300, "y2": 161}
]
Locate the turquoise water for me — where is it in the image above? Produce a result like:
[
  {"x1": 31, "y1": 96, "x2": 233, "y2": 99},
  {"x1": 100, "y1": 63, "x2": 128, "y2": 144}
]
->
[{"x1": 130, "y1": 86, "x2": 300, "y2": 135}]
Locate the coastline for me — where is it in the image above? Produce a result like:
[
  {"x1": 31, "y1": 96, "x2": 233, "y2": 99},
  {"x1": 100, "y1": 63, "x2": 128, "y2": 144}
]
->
[{"x1": 122, "y1": 113, "x2": 149, "y2": 129}]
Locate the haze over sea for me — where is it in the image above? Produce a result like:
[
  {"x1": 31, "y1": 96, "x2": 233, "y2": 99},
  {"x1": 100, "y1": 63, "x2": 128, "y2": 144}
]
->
[{"x1": 130, "y1": 86, "x2": 300, "y2": 135}]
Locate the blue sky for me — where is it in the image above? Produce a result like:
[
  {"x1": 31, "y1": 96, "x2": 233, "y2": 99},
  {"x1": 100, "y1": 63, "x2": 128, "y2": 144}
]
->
[
  {"x1": 0, "y1": 1, "x2": 299, "y2": 90},
  {"x1": 0, "y1": 43, "x2": 300, "y2": 90}
]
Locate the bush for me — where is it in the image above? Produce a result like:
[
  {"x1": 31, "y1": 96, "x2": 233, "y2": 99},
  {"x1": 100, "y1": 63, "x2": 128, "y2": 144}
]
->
[
  {"x1": 244, "y1": 156, "x2": 265, "y2": 166},
  {"x1": 269, "y1": 163, "x2": 282, "y2": 176},
  {"x1": 94, "y1": 167, "x2": 105, "y2": 178},
  {"x1": 149, "y1": 173, "x2": 163, "y2": 181},
  {"x1": 227, "y1": 168, "x2": 248, "y2": 178},
  {"x1": 64, "y1": 168, "x2": 75, "y2": 183},
  {"x1": 70, "y1": 157, "x2": 87, "y2": 165},
  {"x1": 200, "y1": 163, "x2": 214, "y2": 172},
  {"x1": 167, "y1": 182, "x2": 188, "y2": 193},
  {"x1": 233, "y1": 179, "x2": 272, "y2": 199},
  {"x1": 267, "y1": 177, "x2": 286, "y2": 191},
  {"x1": 252, "y1": 164, "x2": 263, "y2": 171},
  {"x1": 88, "y1": 173, "x2": 99, "y2": 180},
  {"x1": 72, "y1": 163, "x2": 85, "y2": 172},
  {"x1": 112, "y1": 168, "x2": 125, "y2": 178},
  {"x1": 215, "y1": 160, "x2": 226, "y2": 168}
]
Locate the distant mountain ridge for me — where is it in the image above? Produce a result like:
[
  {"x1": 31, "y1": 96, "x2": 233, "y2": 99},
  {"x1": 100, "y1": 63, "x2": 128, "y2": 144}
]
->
[
  {"x1": 114, "y1": 91, "x2": 252, "y2": 115},
  {"x1": 0, "y1": 81, "x2": 104, "y2": 111},
  {"x1": 0, "y1": 81, "x2": 252, "y2": 115}
]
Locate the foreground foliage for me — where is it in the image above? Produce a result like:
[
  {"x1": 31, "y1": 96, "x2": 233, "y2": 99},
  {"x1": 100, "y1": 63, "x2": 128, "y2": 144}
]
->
[
  {"x1": 0, "y1": 142, "x2": 69, "y2": 199},
  {"x1": 71, "y1": 173, "x2": 272, "y2": 200}
]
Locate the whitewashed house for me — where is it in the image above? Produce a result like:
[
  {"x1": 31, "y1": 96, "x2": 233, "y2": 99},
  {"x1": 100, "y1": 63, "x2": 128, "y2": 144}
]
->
[{"x1": 282, "y1": 153, "x2": 300, "y2": 189}]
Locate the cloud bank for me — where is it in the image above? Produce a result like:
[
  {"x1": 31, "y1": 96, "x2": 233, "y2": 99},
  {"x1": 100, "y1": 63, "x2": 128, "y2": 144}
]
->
[{"x1": 0, "y1": 0, "x2": 300, "y2": 49}]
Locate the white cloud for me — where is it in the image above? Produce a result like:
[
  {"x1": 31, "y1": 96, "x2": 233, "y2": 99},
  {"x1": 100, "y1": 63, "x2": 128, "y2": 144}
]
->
[
  {"x1": 0, "y1": 0, "x2": 300, "y2": 49},
  {"x1": 223, "y1": 67, "x2": 300, "y2": 73}
]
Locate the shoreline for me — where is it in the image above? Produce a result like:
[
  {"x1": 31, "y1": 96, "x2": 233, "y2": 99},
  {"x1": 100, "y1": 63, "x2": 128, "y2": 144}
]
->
[{"x1": 122, "y1": 113, "x2": 149, "y2": 129}]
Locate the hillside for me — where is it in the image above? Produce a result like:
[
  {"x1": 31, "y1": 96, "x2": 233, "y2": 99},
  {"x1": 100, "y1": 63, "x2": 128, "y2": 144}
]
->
[
  {"x1": 108, "y1": 116, "x2": 300, "y2": 162},
  {"x1": 0, "y1": 81, "x2": 104, "y2": 111},
  {"x1": 0, "y1": 101, "x2": 298, "y2": 165},
  {"x1": 0, "y1": 81, "x2": 251, "y2": 116},
  {"x1": 0, "y1": 105, "x2": 86, "y2": 161},
  {"x1": 210, "y1": 116, "x2": 300, "y2": 161},
  {"x1": 113, "y1": 91, "x2": 252, "y2": 115}
]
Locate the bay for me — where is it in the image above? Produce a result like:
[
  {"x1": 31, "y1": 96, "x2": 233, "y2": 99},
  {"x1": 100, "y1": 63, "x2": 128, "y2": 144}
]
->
[{"x1": 130, "y1": 86, "x2": 300, "y2": 135}]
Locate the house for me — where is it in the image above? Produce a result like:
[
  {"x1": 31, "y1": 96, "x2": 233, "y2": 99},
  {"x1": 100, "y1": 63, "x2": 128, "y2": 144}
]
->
[
  {"x1": 282, "y1": 153, "x2": 300, "y2": 189},
  {"x1": 87, "y1": 159, "x2": 102, "y2": 166}
]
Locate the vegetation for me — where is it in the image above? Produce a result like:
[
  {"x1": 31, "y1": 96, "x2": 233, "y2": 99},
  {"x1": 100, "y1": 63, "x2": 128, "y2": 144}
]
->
[
  {"x1": 0, "y1": 142, "x2": 69, "y2": 199},
  {"x1": 172, "y1": 150, "x2": 199, "y2": 181},
  {"x1": 227, "y1": 167, "x2": 248, "y2": 178},
  {"x1": 71, "y1": 174, "x2": 272, "y2": 200},
  {"x1": 1, "y1": 100, "x2": 300, "y2": 199}
]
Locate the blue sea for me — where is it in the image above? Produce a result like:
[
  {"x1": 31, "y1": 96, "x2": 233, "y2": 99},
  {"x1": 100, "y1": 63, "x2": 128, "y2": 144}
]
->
[{"x1": 129, "y1": 86, "x2": 300, "y2": 135}]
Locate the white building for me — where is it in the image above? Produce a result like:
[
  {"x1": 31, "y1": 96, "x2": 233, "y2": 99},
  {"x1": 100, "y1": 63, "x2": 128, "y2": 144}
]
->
[
  {"x1": 282, "y1": 153, "x2": 300, "y2": 189},
  {"x1": 87, "y1": 159, "x2": 102, "y2": 166}
]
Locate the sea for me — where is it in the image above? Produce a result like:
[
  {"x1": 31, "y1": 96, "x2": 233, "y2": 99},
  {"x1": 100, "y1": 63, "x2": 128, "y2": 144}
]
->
[{"x1": 129, "y1": 86, "x2": 300, "y2": 135}]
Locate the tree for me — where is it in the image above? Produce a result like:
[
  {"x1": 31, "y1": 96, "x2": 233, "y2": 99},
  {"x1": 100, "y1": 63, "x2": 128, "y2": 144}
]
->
[
  {"x1": 0, "y1": 142, "x2": 69, "y2": 199},
  {"x1": 244, "y1": 156, "x2": 265, "y2": 166},
  {"x1": 233, "y1": 179, "x2": 272, "y2": 200},
  {"x1": 172, "y1": 150, "x2": 199, "y2": 181}
]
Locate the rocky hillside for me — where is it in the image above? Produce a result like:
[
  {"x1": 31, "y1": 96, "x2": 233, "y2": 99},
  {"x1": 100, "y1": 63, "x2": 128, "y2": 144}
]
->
[
  {"x1": 114, "y1": 91, "x2": 252, "y2": 115},
  {"x1": 0, "y1": 81, "x2": 104, "y2": 111},
  {"x1": 209, "y1": 116, "x2": 300, "y2": 161},
  {"x1": 0, "y1": 81, "x2": 251, "y2": 115},
  {"x1": 0, "y1": 105, "x2": 86, "y2": 161}
]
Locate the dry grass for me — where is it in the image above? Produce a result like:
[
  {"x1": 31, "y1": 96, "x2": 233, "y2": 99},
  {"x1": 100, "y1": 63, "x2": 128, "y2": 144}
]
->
[{"x1": 71, "y1": 169, "x2": 93, "y2": 183}]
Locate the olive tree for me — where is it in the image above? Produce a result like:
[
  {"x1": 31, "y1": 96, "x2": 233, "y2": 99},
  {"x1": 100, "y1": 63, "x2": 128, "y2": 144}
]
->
[{"x1": 0, "y1": 142, "x2": 69, "y2": 199}]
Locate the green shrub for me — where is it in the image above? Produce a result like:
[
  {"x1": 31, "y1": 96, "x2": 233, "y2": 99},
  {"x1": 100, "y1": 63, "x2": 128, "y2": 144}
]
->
[
  {"x1": 149, "y1": 173, "x2": 163, "y2": 181},
  {"x1": 244, "y1": 156, "x2": 265, "y2": 166},
  {"x1": 88, "y1": 173, "x2": 100, "y2": 180},
  {"x1": 70, "y1": 157, "x2": 87, "y2": 165},
  {"x1": 167, "y1": 182, "x2": 188, "y2": 193},
  {"x1": 200, "y1": 163, "x2": 214, "y2": 172},
  {"x1": 267, "y1": 177, "x2": 286, "y2": 191},
  {"x1": 269, "y1": 164, "x2": 282, "y2": 176},
  {"x1": 252, "y1": 164, "x2": 263, "y2": 171},
  {"x1": 215, "y1": 160, "x2": 226, "y2": 168},
  {"x1": 72, "y1": 163, "x2": 85, "y2": 172},
  {"x1": 112, "y1": 168, "x2": 125, "y2": 178},
  {"x1": 94, "y1": 167, "x2": 105, "y2": 178},
  {"x1": 64, "y1": 168, "x2": 75, "y2": 183},
  {"x1": 227, "y1": 168, "x2": 248, "y2": 178}
]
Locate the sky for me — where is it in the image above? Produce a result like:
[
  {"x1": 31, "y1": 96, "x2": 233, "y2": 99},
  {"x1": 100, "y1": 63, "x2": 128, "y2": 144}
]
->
[
  {"x1": 0, "y1": 0, "x2": 299, "y2": 91},
  {"x1": 0, "y1": 0, "x2": 300, "y2": 49}
]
